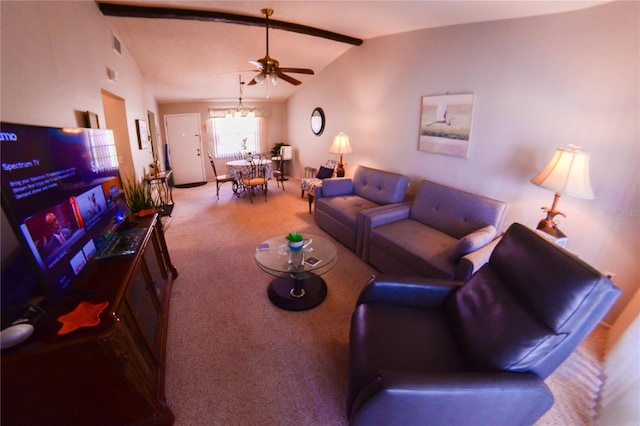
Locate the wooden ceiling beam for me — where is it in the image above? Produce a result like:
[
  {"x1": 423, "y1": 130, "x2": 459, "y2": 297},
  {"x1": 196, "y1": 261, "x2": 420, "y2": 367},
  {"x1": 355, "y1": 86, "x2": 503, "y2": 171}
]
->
[{"x1": 97, "y1": 3, "x2": 363, "y2": 46}]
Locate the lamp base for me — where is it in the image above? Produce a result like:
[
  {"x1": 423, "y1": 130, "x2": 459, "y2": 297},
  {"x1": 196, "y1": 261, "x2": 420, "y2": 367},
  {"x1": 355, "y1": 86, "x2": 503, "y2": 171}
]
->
[
  {"x1": 536, "y1": 224, "x2": 568, "y2": 247},
  {"x1": 537, "y1": 192, "x2": 566, "y2": 230},
  {"x1": 536, "y1": 222, "x2": 567, "y2": 239},
  {"x1": 335, "y1": 163, "x2": 345, "y2": 177}
]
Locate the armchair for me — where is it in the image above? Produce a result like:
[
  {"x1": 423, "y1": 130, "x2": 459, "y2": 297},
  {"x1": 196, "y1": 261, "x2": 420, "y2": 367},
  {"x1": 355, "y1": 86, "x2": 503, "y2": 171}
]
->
[
  {"x1": 301, "y1": 160, "x2": 337, "y2": 197},
  {"x1": 301, "y1": 160, "x2": 337, "y2": 214},
  {"x1": 347, "y1": 223, "x2": 620, "y2": 425}
]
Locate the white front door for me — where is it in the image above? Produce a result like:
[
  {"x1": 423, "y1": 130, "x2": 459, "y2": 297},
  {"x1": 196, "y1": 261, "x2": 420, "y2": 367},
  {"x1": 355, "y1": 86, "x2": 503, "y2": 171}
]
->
[{"x1": 164, "y1": 113, "x2": 206, "y2": 185}]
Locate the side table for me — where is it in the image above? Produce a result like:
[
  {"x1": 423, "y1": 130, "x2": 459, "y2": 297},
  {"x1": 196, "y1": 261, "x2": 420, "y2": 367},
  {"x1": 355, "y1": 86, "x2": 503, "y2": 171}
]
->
[{"x1": 144, "y1": 170, "x2": 174, "y2": 216}]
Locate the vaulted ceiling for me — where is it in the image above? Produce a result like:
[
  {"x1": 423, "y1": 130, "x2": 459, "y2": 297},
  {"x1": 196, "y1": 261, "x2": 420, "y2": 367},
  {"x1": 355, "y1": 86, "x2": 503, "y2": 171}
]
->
[{"x1": 100, "y1": 1, "x2": 609, "y2": 103}]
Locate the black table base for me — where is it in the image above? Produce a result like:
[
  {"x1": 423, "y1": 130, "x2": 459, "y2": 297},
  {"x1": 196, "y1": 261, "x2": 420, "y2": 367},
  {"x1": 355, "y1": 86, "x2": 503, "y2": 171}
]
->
[{"x1": 267, "y1": 273, "x2": 327, "y2": 311}]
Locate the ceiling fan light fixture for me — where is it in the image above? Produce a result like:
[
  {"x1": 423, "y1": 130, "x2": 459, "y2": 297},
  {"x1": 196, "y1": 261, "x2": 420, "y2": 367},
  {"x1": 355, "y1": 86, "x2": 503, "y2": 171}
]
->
[{"x1": 247, "y1": 8, "x2": 314, "y2": 92}]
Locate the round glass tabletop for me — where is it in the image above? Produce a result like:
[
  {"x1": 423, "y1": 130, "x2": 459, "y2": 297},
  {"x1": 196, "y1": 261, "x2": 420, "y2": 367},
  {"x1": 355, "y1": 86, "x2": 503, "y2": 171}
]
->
[{"x1": 254, "y1": 233, "x2": 337, "y2": 279}]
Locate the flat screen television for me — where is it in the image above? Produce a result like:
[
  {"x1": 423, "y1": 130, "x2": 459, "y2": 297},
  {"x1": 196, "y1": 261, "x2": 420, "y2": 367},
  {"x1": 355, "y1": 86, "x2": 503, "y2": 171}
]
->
[{"x1": 1, "y1": 122, "x2": 130, "y2": 305}]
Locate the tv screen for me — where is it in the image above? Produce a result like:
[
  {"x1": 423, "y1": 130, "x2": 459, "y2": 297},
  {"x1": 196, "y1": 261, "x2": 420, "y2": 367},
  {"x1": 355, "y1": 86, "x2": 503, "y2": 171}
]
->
[{"x1": 1, "y1": 122, "x2": 129, "y2": 303}]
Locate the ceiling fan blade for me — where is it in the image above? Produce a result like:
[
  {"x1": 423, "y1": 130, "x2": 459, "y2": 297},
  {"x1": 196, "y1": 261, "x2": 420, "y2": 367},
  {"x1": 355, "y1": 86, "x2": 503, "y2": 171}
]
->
[
  {"x1": 276, "y1": 71, "x2": 302, "y2": 86},
  {"x1": 247, "y1": 77, "x2": 258, "y2": 86},
  {"x1": 278, "y1": 67, "x2": 314, "y2": 75},
  {"x1": 217, "y1": 69, "x2": 256, "y2": 76},
  {"x1": 249, "y1": 60, "x2": 264, "y2": 70}
]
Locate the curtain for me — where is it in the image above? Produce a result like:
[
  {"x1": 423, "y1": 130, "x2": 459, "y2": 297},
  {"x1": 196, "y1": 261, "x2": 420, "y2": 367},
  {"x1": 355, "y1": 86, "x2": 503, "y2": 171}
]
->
[{"x1": 257, "y1": 117, "x2": 268, "y2": 154}]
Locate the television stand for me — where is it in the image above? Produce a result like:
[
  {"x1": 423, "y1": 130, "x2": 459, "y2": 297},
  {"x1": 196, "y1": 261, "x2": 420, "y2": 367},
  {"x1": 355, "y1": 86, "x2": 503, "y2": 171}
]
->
[{"x1": 1, "y1": 214, "x2": 177, "y2": 425}]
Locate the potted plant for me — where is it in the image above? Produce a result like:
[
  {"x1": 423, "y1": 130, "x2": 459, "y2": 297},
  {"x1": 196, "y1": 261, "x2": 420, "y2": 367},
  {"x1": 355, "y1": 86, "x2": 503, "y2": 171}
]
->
[
  {"x1": 148, "y1": 159, "x2": 160, "y2": 176},
  {"x1": 286, "y1": 232, "x2": 304, "y2": 251},
  {"x1": 270, "y1": 142, "x2": 289, "y2": 158},
  {"x1": 123, "y1": 175, "x2": 159, "y2": 217}
]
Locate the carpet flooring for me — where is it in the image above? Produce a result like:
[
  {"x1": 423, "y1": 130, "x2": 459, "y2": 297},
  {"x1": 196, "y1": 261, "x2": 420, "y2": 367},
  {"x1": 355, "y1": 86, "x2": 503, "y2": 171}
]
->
[{"x1": 161, "y1": 181, "x2": 606, "y2": 425}]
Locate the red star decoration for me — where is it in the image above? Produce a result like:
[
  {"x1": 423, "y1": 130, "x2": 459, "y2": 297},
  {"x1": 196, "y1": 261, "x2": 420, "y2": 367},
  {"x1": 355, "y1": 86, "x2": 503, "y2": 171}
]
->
[{"x1": 57, "y1": 301, "x2": 109, "y2": 335}]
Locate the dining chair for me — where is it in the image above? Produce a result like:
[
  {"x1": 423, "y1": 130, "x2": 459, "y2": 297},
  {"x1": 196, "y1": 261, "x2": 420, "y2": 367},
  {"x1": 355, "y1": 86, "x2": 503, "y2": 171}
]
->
[
  {"x1": 272, "y1": 149, "x2": 287, "y2": 191},
  {"x1": 239, "y1": 154, "x2": 268, "y2": 203},
  {"x1": 208, "y1": 152, "x2": 234, "y2": 200}
]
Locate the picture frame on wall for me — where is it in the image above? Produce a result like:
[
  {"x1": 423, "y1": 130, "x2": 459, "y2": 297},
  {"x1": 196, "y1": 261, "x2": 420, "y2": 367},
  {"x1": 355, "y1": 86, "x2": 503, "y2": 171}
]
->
[
  {"x1": 136, "y1": 119, "x2": 150, "y2": 150},
  {"x1": 417, "y1": 93, "x2": 475, "y2": 158},
  {"x1": 86, "y1": 111, "x2": 99, "y2": 129},
  {"x1": 147, "y1": 110, "x2": 160, "y2": 161}
]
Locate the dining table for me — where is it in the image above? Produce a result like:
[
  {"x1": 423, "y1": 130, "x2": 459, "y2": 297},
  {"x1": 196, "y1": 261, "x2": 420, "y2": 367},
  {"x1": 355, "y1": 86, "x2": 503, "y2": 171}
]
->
[{"x1": 225, "y1": 158, "x2": 273, "y2": 181}]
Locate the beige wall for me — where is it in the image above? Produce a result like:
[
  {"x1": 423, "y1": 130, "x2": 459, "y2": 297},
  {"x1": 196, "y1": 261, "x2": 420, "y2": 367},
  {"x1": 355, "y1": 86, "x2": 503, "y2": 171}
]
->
[
  {"x1": 286, "y1": 1, "x2": 639, "y2": 324},
  {"x1": 1, "y1": 1, "x2": 160, "y2": 256}
]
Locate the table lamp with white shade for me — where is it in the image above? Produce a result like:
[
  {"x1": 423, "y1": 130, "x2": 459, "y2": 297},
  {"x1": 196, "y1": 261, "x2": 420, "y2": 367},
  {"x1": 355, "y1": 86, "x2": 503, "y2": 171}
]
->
[
  {"x1": 531, "y1": 144, "x2": 595, "y2": 241},
  {"x1": 329, "y1": 132, "x2": 353, "y2": 177}
]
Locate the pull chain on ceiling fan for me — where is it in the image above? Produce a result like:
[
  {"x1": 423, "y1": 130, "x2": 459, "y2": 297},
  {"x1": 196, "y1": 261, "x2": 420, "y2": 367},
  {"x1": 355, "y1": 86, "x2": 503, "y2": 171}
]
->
[{"x1": 248, "y1": 8, "x2": 314, "y2": 87}]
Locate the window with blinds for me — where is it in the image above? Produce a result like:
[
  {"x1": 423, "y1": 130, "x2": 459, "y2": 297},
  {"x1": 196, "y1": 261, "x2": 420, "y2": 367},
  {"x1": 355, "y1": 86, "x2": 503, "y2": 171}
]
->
[
  {"x1": 211, "y1": 117, "x2": 266, "y2": 159},
  {"x1": 87, "y1": 130, "x2": 119, "y2": 172}
]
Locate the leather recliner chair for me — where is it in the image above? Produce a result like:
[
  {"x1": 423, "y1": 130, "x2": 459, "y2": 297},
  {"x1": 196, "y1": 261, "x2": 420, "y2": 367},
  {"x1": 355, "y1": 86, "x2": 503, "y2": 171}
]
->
[{"x1": 347, "y1": 223, "x2": 620, "y2": 425}]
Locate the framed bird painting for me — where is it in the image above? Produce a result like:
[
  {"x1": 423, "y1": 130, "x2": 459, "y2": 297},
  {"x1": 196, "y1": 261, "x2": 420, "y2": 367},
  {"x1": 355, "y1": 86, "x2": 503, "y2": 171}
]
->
[{"x1": 418, "y1": 93, "x2": 475, "y2": 158}]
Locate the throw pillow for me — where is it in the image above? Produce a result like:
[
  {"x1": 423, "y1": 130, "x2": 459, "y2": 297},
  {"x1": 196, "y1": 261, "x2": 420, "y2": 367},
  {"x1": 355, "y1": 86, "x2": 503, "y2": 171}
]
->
[
  {"x1": 315, "y1": 166, "x2": 333, "y2": 179},
  {"x1": 448, "y1": 225, "x2": 497, "y2": 262}
]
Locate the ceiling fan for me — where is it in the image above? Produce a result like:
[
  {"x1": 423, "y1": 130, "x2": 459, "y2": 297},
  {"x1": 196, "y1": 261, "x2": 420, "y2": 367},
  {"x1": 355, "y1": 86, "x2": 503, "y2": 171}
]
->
[{"x1": 248, "y1": 8, "x2": 314, "y2": 86}]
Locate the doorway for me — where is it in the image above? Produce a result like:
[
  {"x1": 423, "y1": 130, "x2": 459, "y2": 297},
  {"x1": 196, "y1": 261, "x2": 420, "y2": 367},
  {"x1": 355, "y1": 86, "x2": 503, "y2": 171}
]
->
[
  {"x1": 101, "y1": 90, "x2": 134, "y2": 180},
  {"x1": 164, "y1": 113, "x2": 206, "y2": 186}
]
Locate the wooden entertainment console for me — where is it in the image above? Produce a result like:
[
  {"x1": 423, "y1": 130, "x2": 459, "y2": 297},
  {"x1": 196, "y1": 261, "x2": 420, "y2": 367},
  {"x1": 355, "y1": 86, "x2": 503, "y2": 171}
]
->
[{"x1": 1, "y1": 214, "x2": 177, "y2": 425}]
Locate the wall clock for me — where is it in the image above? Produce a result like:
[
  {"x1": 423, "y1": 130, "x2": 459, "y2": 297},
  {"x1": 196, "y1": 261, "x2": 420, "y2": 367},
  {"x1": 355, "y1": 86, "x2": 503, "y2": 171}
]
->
[{"x1": 310, "y1": 107, "x2": 325, "y2": 136}]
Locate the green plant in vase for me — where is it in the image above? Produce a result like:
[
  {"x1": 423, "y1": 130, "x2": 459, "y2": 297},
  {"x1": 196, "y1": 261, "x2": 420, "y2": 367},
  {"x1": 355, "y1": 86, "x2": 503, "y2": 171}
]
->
[
  {"x1": 270, "y1": 142, "x2": 289, "y2": 158},
  {"x1": 123, "y1": 175, "x2": 159, "y2": 217},
  {"x1": 286, "y1": 232, "x2": 304, "y2": 251},
  {"x1": 148, "y1": 159, "x2": 160, "y2": 176}
]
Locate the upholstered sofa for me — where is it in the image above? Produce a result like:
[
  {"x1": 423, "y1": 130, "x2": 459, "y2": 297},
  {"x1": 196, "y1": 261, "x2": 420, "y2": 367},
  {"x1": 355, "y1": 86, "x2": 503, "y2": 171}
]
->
[
  {"x1": 347, "y1": 223, "x2": 620, "y2": 425},
  {"x1": 314, "y1": 166, "x2": 410, "y2": 257},
  {"x1": 363, "y1": 179, "x2": 507, "y2": 281}
]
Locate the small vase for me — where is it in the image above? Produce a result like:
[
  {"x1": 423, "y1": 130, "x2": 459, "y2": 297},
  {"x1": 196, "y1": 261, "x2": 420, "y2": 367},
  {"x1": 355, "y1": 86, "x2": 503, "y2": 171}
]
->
[{"x1": 288, "y1": 241, "x2": 304, "y2": 251}]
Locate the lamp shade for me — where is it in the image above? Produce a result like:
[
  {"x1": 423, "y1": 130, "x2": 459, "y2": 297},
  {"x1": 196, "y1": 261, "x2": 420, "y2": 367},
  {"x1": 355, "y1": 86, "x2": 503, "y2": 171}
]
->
[
  {"x1": 329, "y1": 133, "x2": 353, "y2": 155},
  {"x1": 531, "y1": 145, "x2": 595, "y2": 199}
]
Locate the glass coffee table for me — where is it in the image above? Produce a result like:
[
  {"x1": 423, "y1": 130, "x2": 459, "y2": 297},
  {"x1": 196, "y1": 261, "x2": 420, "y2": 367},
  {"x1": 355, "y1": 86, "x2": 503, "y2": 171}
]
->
[{"x1": 254, "y1": 234, "x2": 337, "y2": 311}]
